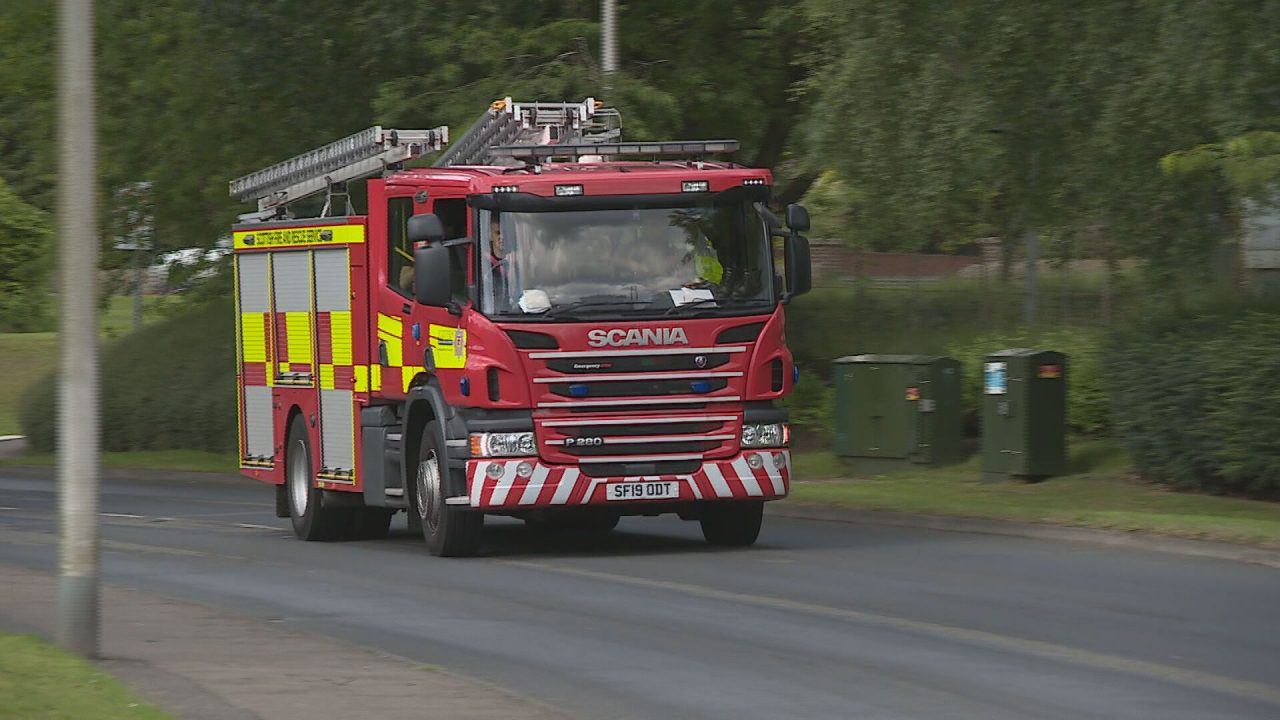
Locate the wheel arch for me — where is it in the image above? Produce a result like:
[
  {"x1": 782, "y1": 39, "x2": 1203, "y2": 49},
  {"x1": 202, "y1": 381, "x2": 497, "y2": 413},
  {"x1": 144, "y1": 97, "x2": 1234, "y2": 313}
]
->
[{"x1": 403, "y1": 378, "x2": 466, "y2": 496}]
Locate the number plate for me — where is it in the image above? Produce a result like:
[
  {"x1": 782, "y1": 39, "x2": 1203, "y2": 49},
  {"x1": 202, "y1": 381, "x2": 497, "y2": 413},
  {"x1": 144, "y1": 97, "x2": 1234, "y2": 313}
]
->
[{"x1": 606, "y1": 481, "x2": 679, "y2": 501}]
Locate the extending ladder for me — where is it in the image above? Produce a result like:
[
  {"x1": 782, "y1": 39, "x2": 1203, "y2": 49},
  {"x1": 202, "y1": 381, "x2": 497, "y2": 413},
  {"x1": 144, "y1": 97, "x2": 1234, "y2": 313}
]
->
[
  {"x1": 433, "y1": 97, "x2": 621, "y2": 167},
  {"x1": 229, "y1": 98, "x2": 621, "y2": 219},
  {"x1": 229, "y1": 126, "x2": 449, "y2": 219}
]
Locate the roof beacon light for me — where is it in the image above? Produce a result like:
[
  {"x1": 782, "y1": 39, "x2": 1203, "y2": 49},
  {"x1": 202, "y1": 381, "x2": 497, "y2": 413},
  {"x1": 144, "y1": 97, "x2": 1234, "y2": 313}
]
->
[
  {"x1": 682, "y1": 180, "x2": 710, "y2": 193},
  {"x1": 555, "y1": 184, "x2": 585, "y2": 197}
]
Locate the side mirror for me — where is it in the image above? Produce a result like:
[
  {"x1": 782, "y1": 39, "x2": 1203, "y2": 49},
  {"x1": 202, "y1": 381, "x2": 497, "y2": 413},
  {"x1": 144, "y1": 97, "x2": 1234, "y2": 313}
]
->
[
  {"x1": 407, "y1": 213, "x2": 445, "y2": 244},
  {"x1": 783, "y1": 233, "x2": 812, "y2": 302},
  {"x1": 785, "y1": 203, "x2": 810, "y2": 233},
  {"x1": 413, "y1": 243, "x2": 452, "y2": 307}
]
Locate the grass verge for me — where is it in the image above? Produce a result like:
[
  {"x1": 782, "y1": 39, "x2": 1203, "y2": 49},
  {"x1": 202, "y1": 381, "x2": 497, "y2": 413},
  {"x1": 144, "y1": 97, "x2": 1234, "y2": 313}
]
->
[
  {"x1": 0, "y1": 296, "x2": 177, "y2": 436},
  {"x1": 0, "y1": 633, "x2": 172, "y2": 719},
  {"x1": 0, "y1": 332, "x2": 56, "y2": 436},
  {"x1": 0, "y1": 450, "x2": 237, "y2": 474},
  {"x1": 791, "y1": 440, "x2": 1280, "y2": 547}
]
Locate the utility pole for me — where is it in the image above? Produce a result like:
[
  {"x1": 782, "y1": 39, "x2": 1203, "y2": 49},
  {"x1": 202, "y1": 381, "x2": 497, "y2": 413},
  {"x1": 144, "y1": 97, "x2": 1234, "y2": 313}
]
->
[
  {"x1": 57, "y1": 0, "x2": 101, "y2": 658},
  {"x1": 601, "y1": 0, "x2": 618, "y2": 88}
]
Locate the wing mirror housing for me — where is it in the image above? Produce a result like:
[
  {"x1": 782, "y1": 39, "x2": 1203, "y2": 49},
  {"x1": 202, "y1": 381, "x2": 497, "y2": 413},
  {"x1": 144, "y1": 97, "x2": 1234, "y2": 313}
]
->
[
  {"x1": 782, "y1": 233, "x2": 813, "y2": 302},
  {"x1": 407, "y1": 213, "x2": 445, "y2": 244},
  {"x1": 413, "y1": 243, "x2": 452, "y2": 307},
  {"x1": 785, "y1": 203, "x2": 811, "y2": 233}
]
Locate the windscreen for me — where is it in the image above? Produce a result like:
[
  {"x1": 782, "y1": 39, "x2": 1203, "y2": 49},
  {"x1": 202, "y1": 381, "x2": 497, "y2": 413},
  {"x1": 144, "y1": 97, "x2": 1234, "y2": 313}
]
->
[{"x1": 478, "y1": 200, "x2": 775, "y2": 320}]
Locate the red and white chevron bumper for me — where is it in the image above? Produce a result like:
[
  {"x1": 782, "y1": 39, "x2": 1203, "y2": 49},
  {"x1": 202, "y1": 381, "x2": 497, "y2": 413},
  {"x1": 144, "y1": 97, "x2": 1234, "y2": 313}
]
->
[{"x1": 464, "y1": 451, "x2": 791, "y2": 510}]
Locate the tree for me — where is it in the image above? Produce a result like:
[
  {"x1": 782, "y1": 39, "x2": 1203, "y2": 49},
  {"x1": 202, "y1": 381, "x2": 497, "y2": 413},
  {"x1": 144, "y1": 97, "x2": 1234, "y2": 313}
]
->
[{"x1": 0, "y1": 176, "x2": 52, "y2": 331}]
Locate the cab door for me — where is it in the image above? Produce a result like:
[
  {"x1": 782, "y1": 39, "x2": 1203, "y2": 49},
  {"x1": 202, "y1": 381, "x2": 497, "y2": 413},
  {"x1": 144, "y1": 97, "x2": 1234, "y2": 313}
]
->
[{"x1": 369, "y1": 184, "x2": 471, "y2": 400}]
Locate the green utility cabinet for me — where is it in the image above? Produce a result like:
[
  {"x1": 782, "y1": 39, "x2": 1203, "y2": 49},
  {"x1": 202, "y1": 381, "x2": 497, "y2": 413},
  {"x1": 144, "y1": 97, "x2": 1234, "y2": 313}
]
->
[
  {"x1": 981, "y1": 349, "x2": 1067, "y2": 480},
  {"x1": 832, "y1": 355, "x2": 964, "y2": 472}
]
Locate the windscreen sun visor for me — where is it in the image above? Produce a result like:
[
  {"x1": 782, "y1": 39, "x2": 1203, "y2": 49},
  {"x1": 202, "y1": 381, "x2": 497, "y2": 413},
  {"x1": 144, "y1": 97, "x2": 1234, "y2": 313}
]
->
[{"x1": 467, "y1": 185, "x2": 771, "y2": 212}]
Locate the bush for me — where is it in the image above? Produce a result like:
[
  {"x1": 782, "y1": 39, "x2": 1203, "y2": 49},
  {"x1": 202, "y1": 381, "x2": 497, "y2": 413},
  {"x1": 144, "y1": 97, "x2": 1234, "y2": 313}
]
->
[
  {"x1": 1106, "y1": 302, "x2": 1280, "y2": 497},
  {"x1": 944, "y1": 326, "x2": 1109, "y2": 435},
  {"x1": 21, "y1": 298, "x2": 234, "y2": 453},
  {"x1": 781, "y1": 373, "x2": 834, "y2": 447}
]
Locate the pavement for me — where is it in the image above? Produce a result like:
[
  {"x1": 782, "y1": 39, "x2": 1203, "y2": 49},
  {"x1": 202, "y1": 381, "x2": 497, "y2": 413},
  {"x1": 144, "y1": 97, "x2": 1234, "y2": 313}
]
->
[{"x1": 1, "y1": 469, "x2": 1278, "y2": 719}]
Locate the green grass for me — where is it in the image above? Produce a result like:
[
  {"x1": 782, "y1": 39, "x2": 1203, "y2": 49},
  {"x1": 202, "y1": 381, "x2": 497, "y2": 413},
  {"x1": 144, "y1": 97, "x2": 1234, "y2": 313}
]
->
[
  {"x1": 0, "y1": 633, "x2": 172, "y2": 719},
  {"x1": 0, "y1": 450, "x2": 236, "y2": 474},
  {"x1": 0, "y1": 295, "x2": 175, "y2": 435},
  {"x1": 791, "y1": 440, "x2": 1280, "y2": 547}
]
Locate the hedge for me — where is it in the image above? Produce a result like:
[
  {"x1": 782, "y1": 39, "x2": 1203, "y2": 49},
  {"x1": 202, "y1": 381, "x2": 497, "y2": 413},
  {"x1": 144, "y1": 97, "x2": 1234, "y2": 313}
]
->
[
  {"x1": 21, "y1": 298, "x2": 234, "y2": 453},
  {"x1": 1106, "y1": 303, "x2": 1280, "y2": 497}
]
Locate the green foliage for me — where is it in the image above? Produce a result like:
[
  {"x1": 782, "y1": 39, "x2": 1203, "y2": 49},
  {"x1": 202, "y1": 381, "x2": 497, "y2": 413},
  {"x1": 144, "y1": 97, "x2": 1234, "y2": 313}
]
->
[
  {"x1": 0, "y1": 176, "x2": 52, "y2": 331},
  {"x1": 944, "y1": 327, "x2": 1109, "y2": 435},
  {"x1": 780, "y1": 373, "x2": 834, "y2": 445},
  {"x1": 1106, "y1": 302, "x2": 1280, "y2": 496},
  {"x1": 21, "y1": 298, "x2": 234, "y2": 453},
  {"x1": 798, "y1": 0, "x2": 1279, "y2": 274},
  {"x1": 1161, "y1": 130, "x2": 1280, "y2": 201}
]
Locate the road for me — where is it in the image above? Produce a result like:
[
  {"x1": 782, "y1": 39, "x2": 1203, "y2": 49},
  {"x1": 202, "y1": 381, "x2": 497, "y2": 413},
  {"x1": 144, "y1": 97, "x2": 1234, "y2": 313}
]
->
[{"x1": 1, "y1": 471, "x2": 1277, "y2": 720}]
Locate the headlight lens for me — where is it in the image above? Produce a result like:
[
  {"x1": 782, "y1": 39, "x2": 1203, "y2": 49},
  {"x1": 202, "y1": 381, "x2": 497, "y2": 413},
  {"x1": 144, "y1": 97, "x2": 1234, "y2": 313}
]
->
[
  {"x1": 741, "y1": 423, "x2": 788, "y2": 448},
  {"x1": 469, "y1": 432, "x2": 536, "y2": 457}
]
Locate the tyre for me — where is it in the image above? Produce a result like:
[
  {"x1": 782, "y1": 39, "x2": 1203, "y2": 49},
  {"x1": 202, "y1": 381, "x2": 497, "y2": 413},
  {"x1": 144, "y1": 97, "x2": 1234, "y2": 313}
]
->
[
  {"x1": 412, "y1": 420, "x2": 483, "y2": 557},
  {"x1": 699, "y1": 501, "x2": 763, "y2": 546},
  {"x1": 285, "y1": 415, "x2": 346, "y2": 541}
]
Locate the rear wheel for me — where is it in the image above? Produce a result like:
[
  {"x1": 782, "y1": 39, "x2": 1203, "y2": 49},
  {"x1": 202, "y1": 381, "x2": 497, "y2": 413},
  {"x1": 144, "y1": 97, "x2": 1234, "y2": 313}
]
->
[
  {"x1": 699, "y1": 501, "x2": 763, "y2": 546},
  {"x1": 286, "y1": 416, "x2": 346, "y2": 541},
  {"x1": 413, "y1": 421, "x2": 483, "y2": 557}
]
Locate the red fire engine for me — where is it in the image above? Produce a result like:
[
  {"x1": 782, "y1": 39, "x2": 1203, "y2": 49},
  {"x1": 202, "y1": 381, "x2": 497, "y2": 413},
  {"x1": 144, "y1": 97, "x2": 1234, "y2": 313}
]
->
[{"x1": 229, "y1": 99, "x2": 812, "y2": 556}]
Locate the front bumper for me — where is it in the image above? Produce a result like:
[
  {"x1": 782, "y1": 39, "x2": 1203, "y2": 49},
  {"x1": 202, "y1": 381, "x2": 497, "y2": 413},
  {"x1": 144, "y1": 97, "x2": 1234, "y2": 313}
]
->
[{"x1": 464, "y1": 450, "x2": 791, "y2": 510}]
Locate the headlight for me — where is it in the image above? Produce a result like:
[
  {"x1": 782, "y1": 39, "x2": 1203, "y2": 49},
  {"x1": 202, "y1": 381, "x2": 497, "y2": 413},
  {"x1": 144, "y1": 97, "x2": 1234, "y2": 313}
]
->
[
  {"x1": 741, "y1": 423, "x2": 788, "y2": 448},
  {"x1": 469, "y1": 432, "x2": 536, "y2": 457}
]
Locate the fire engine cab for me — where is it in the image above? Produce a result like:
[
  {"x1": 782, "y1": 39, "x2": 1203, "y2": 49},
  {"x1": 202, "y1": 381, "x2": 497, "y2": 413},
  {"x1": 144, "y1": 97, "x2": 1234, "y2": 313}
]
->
[{"x1": 229, "y1": 99, "x2": 812, "y2": 556}]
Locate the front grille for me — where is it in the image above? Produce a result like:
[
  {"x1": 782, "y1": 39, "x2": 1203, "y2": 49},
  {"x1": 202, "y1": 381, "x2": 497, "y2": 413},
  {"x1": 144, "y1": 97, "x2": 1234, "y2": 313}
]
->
[
  {"x1": 580, "y1": 460, "x2": 703, "y2": 478},
  {"x1": 546, "y1": 353, "x2": 731, "y2": 374},
  {"x1": 562, "y1": 440, "x2": 721, "y2": 457},
  {"x1": 561, "y1": 421, "x2": 720, "y2": 436},
  {"x1": 549, "y1": 377, "x2": 729, "y2": 398},
  {"x1": 539, "y1": 414, "x2": 739, "y2": 464}
]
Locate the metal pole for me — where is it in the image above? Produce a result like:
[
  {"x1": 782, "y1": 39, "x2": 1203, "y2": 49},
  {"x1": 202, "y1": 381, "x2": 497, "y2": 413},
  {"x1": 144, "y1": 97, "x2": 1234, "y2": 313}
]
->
[
  {"x1": 601, "y1": 0, "x2": 618, "y2": 83},
  {"x1": 1025, "y1": 229, "x2": 1039, "y2": 344},
  {"x1": 56, "y1": 0, "x2": 100, "y2": 658}
]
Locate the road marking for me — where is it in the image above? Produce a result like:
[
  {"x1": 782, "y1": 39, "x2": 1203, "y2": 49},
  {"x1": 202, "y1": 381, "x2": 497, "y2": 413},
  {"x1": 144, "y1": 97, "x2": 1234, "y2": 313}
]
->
[
  {"x1": 102, "y1": 512, "x2": 145, "y2": 519},
  {"x1": 237, "y1": 523, "x2": 283, "y2": 531},
  {"x1": 502, "y1": 559, "x2": 1280, "y2": 707},
  {"x1": 0, "y1": 506, "x2": 18, "y2": 511}
]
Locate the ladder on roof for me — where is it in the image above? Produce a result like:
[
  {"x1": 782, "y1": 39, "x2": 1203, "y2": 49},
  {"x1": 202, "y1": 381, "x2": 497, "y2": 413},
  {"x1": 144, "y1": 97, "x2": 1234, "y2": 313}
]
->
[
  {"x1": 229, "y1": 125, "x2": 448, "y2": 219},
  {"x1": 433, "y1": 97, "x2": 621, "y2": 167}
]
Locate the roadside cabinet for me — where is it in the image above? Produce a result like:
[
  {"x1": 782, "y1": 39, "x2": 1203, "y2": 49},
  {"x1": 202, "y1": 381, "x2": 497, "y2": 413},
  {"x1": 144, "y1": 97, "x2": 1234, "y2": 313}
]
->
[
  {"x1": 832, "y1": 355, "x2": 964, "y2": 472},
  {"x1": 981, "y1": 349, "x2": 1067, "y2": 481}
]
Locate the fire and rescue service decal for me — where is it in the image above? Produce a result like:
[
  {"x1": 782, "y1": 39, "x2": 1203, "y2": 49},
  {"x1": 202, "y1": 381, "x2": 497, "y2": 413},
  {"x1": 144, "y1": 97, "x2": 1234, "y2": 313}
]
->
[
  {"x1": 465, "y1": 451, "x2": 791, "y2": 509},
  {"x1": 233, "y1": 223, "x2": 365, "y2": 250},
  {"x1": 587, "y1": 327, "x2": 689, "y2": 348}
]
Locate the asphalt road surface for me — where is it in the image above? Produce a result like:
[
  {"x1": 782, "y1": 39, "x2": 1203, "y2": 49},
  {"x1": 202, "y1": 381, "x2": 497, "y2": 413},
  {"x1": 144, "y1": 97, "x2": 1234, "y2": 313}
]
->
[{"x1": 1, "y1": 471, "x2": 1277, "y2": 720}]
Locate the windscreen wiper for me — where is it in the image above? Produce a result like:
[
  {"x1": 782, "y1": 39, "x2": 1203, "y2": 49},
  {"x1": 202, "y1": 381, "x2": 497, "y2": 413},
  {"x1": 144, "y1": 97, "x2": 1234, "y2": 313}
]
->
[
  {"x1": 663, "y1": 297, "x2": 720, "y2": 316},
  {"x1": 542, "y1": 299, "x2": 644, "y2": 320}
]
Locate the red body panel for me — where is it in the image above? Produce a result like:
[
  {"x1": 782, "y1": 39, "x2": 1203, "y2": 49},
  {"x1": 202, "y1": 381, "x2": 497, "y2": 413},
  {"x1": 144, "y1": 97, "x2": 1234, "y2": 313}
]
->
[{"x1": 234, "y1": 162, "x2": 795, "y2": 509}]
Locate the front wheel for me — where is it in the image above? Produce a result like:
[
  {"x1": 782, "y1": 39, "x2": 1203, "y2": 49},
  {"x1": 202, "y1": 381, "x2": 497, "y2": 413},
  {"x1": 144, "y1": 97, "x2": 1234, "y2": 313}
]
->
[
  {"x1": 413, "y1": 421, "x2": 483, "y2": 557},
  {"x1": 699, "y1": 501, "x2": 763, "y2": 547}
]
